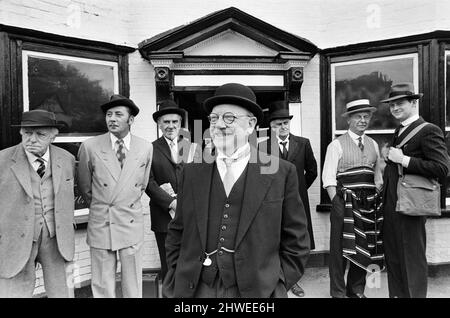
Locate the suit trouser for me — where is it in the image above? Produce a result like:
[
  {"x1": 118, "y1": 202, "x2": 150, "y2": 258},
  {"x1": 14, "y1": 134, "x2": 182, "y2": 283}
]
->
[
  {"x1": 383, "y1": 205, "x2": 427, "y2": 298},
  {"x1": 155, "y1": 232, "x2": 168, "y2": 282},
  {"x1": 0, "y1": 225, "x2": 72, "y2": 298},
  {"x1": 329, "y1": 195, "x2": 367, "y2": 298},
  {"x1": 90, "y1": 243, "x2": 143, "y2": 298}
]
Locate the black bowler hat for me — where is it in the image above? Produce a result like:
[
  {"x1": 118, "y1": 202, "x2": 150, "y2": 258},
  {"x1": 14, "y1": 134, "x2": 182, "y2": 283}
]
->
[
  {"x1": 152, "y1": 99, "x2": 186, "y2": 122},
  {"x1": 203, "y1": 83, "x2": 263, "y2": 124},
  {"x1": 380, "y1": 82, "x2": 423, "y2": 103},
  {"x1": 267, "y1": 100, "x2": 293, "y2": 123},
  {"x1": 11, "y1": 109, "x2": 64, "y2": 128},
  {"x1": 100, "y1": 94, "x2": 140, "y2": 116},
  {"x1": 341, "y1": 99, "x2": 377, "y2": 117}
]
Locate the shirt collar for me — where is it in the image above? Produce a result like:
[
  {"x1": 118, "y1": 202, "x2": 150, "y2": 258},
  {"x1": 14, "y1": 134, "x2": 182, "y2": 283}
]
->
[
  {"x1": 24, "y1": 145, "x2": 50, "y2": 165},
  {"x1": 347, "y1": 129, "x2": 364, "y2": 140},
  {"x1": 164, "y1": 136, "x2": 178, "y2": 147},
  {"x1": 276, "y1": 135, "x2": 290, "y2": 144},
  {"x1": 110, "y1": 132, "x2": 131, "y2": 150},
  {"x1": 401, "y1": 114, "x2": 420, "y2": 127},
  {"x1": 216, "y1": 143, "x2": 251, "y2": 162}
]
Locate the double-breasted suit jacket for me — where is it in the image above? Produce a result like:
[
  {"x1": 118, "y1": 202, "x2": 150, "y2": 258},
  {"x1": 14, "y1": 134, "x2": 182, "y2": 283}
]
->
[
  {"x1": 0, "y1": 144, "x2": 75, "y2": 278},
  {"x1": 145, "y1": 136, "x2": 201, "y2": 233},
  {"x1": 77, "y1": 133, "x2": 153, "y2": 251},
  {"x1": 267, "y1": 134, "x2": 318, "y2": 248},
  {"x1": 163, "y1": 150, "x2": 311, "y2": 298}
]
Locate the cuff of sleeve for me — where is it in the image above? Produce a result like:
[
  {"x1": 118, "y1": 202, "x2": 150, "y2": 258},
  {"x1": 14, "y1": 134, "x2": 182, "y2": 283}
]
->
[{"x1": 402, "y1": 156, "x2": 411, "y2": 168}]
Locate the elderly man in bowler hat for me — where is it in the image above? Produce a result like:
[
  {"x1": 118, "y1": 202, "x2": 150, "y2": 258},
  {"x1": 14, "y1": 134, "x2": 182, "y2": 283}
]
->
[
  {"x1": 77, "y1": 94, "x2": 153, "y2": 297},
  {"x1": 265, "y1": 100, "x2": 318, "y2": 297},
  {"x1": 162, "y1": 83, "x2": 310, "y2": 298},
  {"x1": 322, "y1": 99, "x2": 384, "y2": 298},
  {"x1": 0, "y1": 110, "x2": 75, "y2": 297},
  {"x1": 145, "y1": 99, "x2": 201, "y2": 283},
  {"x1": 380, "y1": 83, "x2": 449, "y2": 298}
]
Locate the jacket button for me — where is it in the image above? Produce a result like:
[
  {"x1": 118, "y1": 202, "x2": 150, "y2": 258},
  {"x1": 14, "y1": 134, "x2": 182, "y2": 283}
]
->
[
  {"x1": 104, "y1": 184, "x2": 108, "y2": 187},
  {"x1": 21, "y1": 233, "x2": 25, "y2": 238},
  {"x1": 225, "y1": 204, "x2": 230, "y2": 208},
  {"x1": 189, "y1": 282, "x2": 195, "y2": 289},
  {"x1": 221, "y1": 225, "x2": 227, "y2": 231},
  {"x1": 218, "y1": 251, "x2": 224, "y2": 256},
  {"x1": 106, "y1": 221, "x2": 110, "y2": 225}
]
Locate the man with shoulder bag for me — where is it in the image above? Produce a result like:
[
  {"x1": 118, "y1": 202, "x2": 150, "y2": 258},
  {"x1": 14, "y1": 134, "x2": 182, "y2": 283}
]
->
[{"x1": 381, "y1": 83, "x2": 449, "y2": 298}]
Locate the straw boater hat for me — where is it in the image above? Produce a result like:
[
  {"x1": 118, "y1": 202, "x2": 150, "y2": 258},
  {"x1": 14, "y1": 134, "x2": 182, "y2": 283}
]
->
[
  {"x1": 11, "y1": 109, "x2": 65, "y2": 128},
  {"x1": 267, "y1": 100, "x2": 293, "y2": 122},
  {"x1": 100, "y1": 94, "x2": 140, "y2": 116},
  {"x1": 203, "y1": 83, "x2": 264, "y2": 124},
  {"x1": 152, "y1": 99, "x2": 186, "y2": 123},
  {"x1": 341, "y1": 99, "x2": 376, "y2": 117},
  {"x1": 380, "y1": 82, "x2": 423, "y2": 103}
]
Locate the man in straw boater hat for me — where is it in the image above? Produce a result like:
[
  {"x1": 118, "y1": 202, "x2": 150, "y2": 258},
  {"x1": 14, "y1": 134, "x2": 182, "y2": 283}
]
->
[
  {"x1": 77, "y1": 94, "x2": 153, "y2": 297},
  {"x1": 265, "y1": 100, "x2": 318, "y2": 297},
  {"x1": 163, "y1": 83, "x2": 310, "y2": 298},
  {"x1": 380, "y1": 83, "x2": 449, "y2": 298},
  {"x1": 322, "y1": 99, "x2": 384, "y2": 298},
  {"x1": 0, "y1": 110, "x2": 76, "y2": 297},
  {"x1": 145, "y1": 99, "x2": 201, "y2": 284}
]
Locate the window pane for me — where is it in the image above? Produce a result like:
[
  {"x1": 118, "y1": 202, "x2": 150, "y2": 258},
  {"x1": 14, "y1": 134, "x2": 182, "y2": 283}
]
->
[
  {"x1": 446, "y1": 53, "x2": 450, "y2": 127},
  {"x1": 334, "y1": 56, "x2": 415, "y2": 131}
]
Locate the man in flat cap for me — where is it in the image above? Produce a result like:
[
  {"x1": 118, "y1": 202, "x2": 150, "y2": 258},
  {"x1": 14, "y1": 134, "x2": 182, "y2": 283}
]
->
[
  {"x1": 380, "y1": 83, "x2": 449, "y2": 298},
  {"x1": 145, "y1": 99, "x2": 201, "y2": 283},
  {"x1": 163, "y1": 83, "x2": 310, "y2": 298},
  {"x1": 77, "y1": 94, "x2": 153, "y2": 298},
  {"x1": 322, "y1": 99, "x2": 384, "y2": 298},
  {"x1": 265, "y1": 100, "x2": 317, "y2": 297},
  {"x1": 0, "y1": 110, "x2": 75, "y2": 297}
]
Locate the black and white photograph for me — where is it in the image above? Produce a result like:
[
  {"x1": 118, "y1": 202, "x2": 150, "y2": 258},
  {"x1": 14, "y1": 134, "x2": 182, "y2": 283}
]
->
[{"x1": 1, "y1": 0, "x2": 450, "y2": 305}]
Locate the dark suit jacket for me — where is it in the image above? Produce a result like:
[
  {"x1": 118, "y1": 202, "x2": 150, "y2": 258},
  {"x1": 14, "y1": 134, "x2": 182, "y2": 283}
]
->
[
  {"x1": 145, "y1": 136, "x2": 201, "y2": 233},
  {"x1": 383, "y1": 117, "x2": 449, "y2": 204},
  {"x1": 266, "y1": 134, "x2": 318, "y2": 249},
  {"x1": 162, "y1": 149, "x2": 310, "y2": 298}
]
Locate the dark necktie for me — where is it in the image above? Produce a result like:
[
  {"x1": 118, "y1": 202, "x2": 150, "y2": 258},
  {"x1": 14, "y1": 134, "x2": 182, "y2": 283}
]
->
[
  {"x1": 392, "y1": 124, "x2": 404, "y2": 146},
  {"x1": 280, "y1": 141, "x2": 288, "y2": 159},
  {"x1": 357, "y1": 136, "x2": 364, "y2": 152},
  {"x1": 36, "y1": 157, "x2": 46, "y2": 178},
  {"x1": 116, "y1": 139, "x2": 126, "y2": 168}
]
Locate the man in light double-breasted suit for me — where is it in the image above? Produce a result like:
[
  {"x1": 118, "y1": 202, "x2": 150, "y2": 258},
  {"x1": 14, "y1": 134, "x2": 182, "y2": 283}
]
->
[
  {"x1": 77, "y1": 95, "x2": 152, "y2": 298},
  {"x1": 0, "y1": 110, "x2": 75, "y2": 298}
]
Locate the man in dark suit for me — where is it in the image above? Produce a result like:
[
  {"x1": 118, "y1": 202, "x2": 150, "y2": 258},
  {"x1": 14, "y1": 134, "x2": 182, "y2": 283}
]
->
[
  {"x1": 381, "y1": 83, "x2": 449, "y2": 298},
  {"x1": 266, "y1": 100, "x2": 317, "y2": 297},
  {"x1": 162, "y1": 83, "x2": 310, "y2": 298},
  {"x1": 145, "y1": 100, "x2": 200, "y2": 282}
]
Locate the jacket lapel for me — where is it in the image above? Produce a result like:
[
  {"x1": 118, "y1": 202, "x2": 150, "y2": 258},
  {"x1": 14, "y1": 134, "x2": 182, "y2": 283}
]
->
[
  {"x1": 49, "y1": 145, "x2": 63, "y2": 195},
  {"x1": 10, "y1": 145, "x2": 33, "y2": 198},
  {"x1": 98, "y1": 134, "x2": 121, "y2": 182},
  {"x1": 156, "y1": 137, "x2": 176, "y2": 164},
  {"x1": 192, "y1": 163, "x2": 214, "y2": 251},
  {"x1": 235, "y1": 154, "x2": 273, "y2": 249},
  {"x1": 287, "y1": 134, "x2": 299, "y2": 161}
]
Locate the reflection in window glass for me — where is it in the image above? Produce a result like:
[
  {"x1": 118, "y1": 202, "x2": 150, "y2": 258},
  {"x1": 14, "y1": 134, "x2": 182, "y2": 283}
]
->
[{"x1": 333, "y1": 55, "x2": 417, "y2": 132}]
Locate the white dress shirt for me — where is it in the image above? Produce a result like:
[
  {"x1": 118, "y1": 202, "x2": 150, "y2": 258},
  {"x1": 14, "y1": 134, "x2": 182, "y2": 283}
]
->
[
  {"x1": 322, "y1": 130, "x2": 382, "y2": 189},
  {"x1": 276, "y1": 135, "x2": 290, "y2": 153},
  {"x1": 24, "y1": 146, "x2": 50, "y2": 172},
  {"x1": 216, "y1": 143, "x2": 251, "y2": 187},
  {"x1": 164, "y1": 136, "x2": 178, "y2": 162},
  {"x1": 110, "y1": 132, "x2": 131, "y2": 153}
]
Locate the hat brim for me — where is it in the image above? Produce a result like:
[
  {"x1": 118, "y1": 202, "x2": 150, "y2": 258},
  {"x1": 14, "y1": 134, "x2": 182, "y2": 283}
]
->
[
  {"x1": 204, "y1": 95, "x2": 263, "y2": 124},
  {"x1": 380, "y1": 93, "x2": 423, "y2": 103},
  {"x1": 152, "y1": 108, "x2": 186, "y2": 122},
  {"x1": 11, "y1": 123, "x2": 65, "y2": 128},
  {"x1": 341, "y1": 107, "x2": 377, "y2": 117},
  {"x1": 101, "y1": 98, "x2": 140, "y2": 116},
  {"x1": 269, "y1": 115, "x2": 293, "y2": 122}
]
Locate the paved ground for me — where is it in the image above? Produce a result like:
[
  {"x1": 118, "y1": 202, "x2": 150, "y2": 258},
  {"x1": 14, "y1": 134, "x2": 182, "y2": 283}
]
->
[{"x1": 288, "y1": 266, "x2": 450, "y2": 298}]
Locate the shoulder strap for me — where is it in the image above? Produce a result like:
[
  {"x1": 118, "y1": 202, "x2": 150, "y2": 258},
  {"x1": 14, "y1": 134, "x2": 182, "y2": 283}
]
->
[{"x1": 396, "y1": 122, "x2": 429, "y2": 149}]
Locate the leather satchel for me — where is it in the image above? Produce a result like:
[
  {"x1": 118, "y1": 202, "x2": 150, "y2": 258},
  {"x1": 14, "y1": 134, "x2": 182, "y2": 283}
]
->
[{"x1": 395, "y1": 123, "x2": 442, "y2": 217}]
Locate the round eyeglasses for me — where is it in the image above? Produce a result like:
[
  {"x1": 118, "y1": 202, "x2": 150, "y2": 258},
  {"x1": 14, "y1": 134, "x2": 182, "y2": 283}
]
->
[{"x1": 208, "y1": 112, "x2": 252, "y2": 124}]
